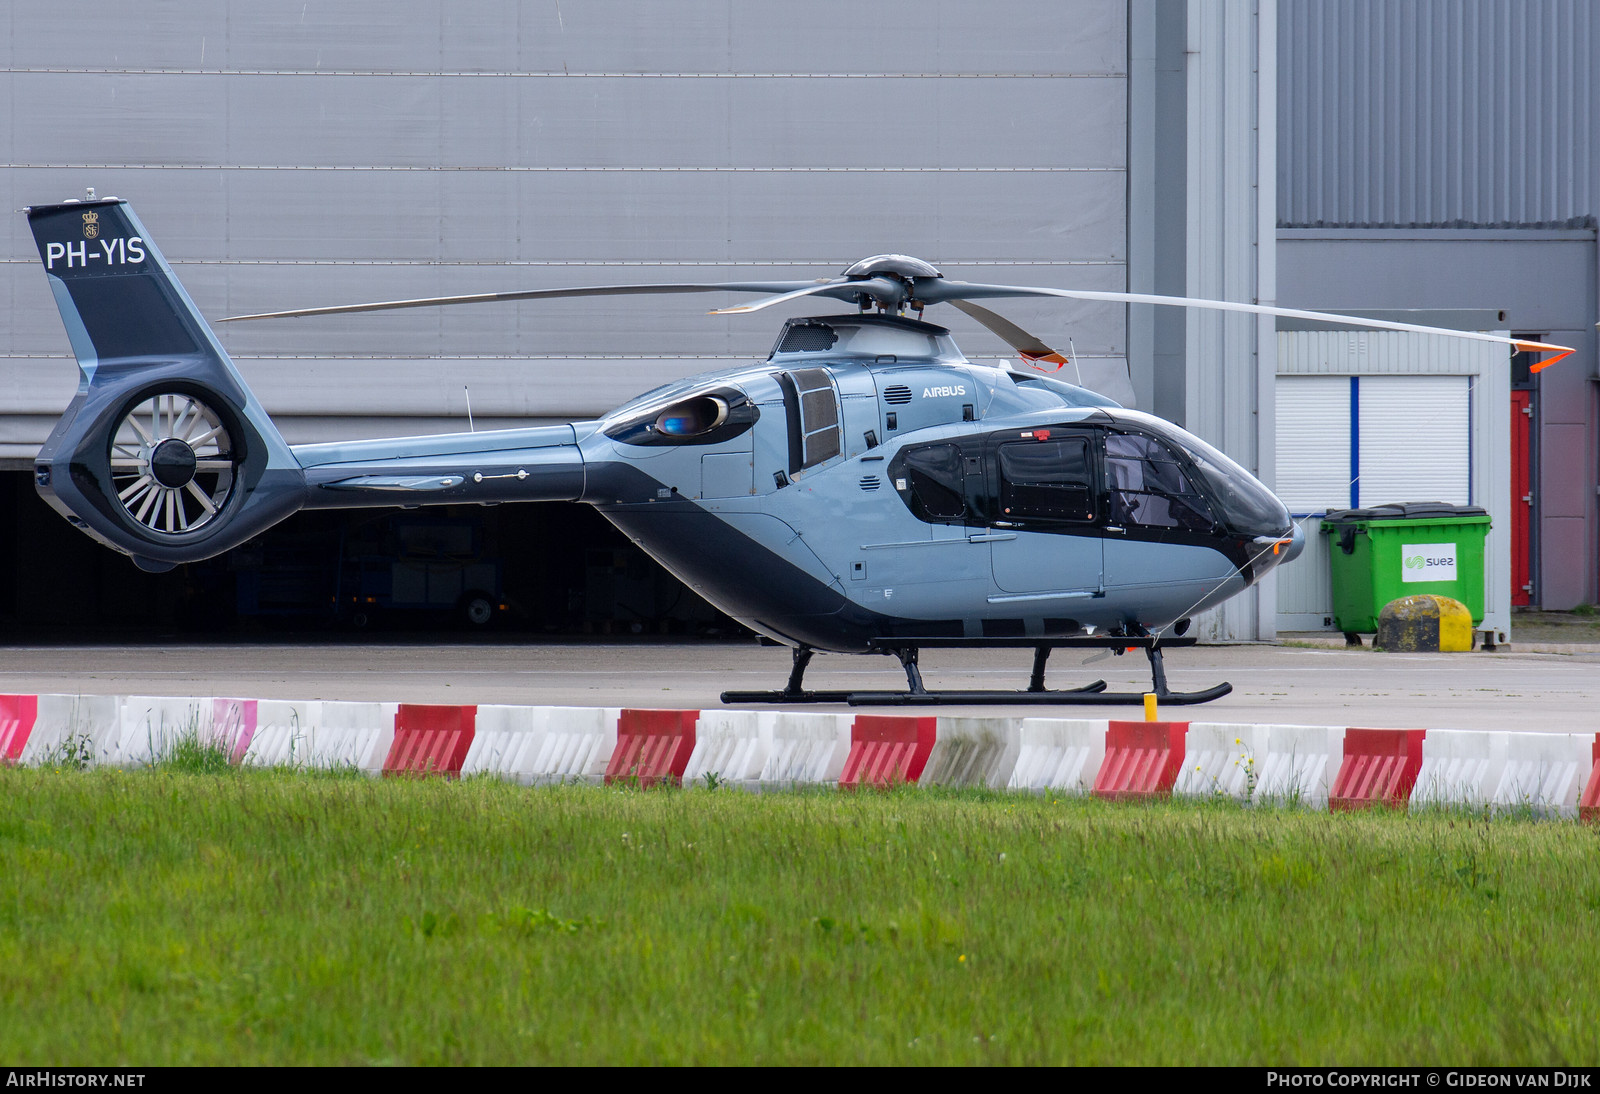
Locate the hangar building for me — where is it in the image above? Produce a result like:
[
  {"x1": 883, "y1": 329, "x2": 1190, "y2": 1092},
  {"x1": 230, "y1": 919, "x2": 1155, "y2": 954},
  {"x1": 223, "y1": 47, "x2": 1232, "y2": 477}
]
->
[{"x1": 1, "y1": 2, "x2": 1592, "y2": 638}]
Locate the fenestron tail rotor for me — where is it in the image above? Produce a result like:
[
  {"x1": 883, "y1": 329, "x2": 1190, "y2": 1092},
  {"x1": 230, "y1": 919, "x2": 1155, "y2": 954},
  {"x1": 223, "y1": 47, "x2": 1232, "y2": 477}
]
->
[{"x1": 108, "y1": 393, "x2": 237, "y2": 536}]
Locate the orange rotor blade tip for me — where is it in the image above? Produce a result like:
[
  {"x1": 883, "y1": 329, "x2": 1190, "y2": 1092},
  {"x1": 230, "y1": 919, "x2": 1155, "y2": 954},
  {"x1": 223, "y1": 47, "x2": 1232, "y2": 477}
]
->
[{"x1": 1515, "y1": 339, "x2": 1576, "y2": 373}]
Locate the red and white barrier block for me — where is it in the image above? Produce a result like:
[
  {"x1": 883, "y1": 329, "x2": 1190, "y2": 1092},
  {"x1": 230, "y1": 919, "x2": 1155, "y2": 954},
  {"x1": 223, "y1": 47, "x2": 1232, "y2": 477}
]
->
[
  {"x1": 385, "y1": 704, "x2": 476, "y2": 777},
  {"x1": 760, "y1": 712, "x2": 853, "y2": 786},
  {"x1": 241, "y1": 700, "x2": 320, "y2": 768},
  {"x1": 9, "y1": 690, "x2": 1600, "y2": 826},
  {"x1": 0, "y1": 695, "x2": 38, "y2": 764},
  {"x1": 1253, "y1": 725, "x2": 1346, "y2": 809},
  {"x1": 211, "y1": 698, "x2": 258, "y2": 765},
  {"x1": 840, "y1": 715, "x2": 936, "y2": 788},
  {"x1": 1329, "y1": 728, "x2": 1425, "y2": 811},
  {"x1": 1008, "y1": 718, "x2": 1110, "y2": 793},
  {"x1": 683, "y1": 711, "x2": 768, "y2": 788},
  {"x1": 116, "y1": 695, "x2": 215, "y2": 768},
  {"x1": 607, "y1": 708, "x2": 697, "y2": 787},
  {"x1": 1490, "y1": 732, "x2": 1592, "y2": 817},
  {"x1": 920, "y1": 717, "x2": 1021, "y2": 789},
  {"x1": 1174, "y1": 723, "x2": 1265, "y2": 801},
  {"x1": 1093, "y1": 721, "x2": 1189, "y2": 801}
]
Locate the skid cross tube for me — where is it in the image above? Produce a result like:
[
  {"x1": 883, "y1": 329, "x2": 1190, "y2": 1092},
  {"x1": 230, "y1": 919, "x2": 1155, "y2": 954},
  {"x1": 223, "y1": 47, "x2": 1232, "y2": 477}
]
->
[{"x1": 720, "y1": 635, "x2": 1231, "y2": 707}]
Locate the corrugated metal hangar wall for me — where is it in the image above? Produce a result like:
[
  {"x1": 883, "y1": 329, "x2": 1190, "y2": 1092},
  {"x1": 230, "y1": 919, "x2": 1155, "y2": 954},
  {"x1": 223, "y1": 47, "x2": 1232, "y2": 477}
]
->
[{"x1": 1278, "y1": 0, "x2": 1600, "y2": 611}]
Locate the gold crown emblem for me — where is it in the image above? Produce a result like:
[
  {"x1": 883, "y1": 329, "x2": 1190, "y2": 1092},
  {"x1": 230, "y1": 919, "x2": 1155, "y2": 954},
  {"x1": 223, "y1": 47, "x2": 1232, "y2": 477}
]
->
[{"x1": 82, "y1": 211, "x2": 100, "y2": 239}]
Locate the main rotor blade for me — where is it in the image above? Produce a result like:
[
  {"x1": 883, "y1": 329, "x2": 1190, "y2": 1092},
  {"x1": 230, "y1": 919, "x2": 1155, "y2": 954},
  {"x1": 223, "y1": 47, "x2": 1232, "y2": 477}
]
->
[
  {"x1": 946, "y1": 299, "x2": 1068, "y2": 365},
  {"x1": 220, "y1": 280, "x2": 825, "y2": 322},
  {"x1": 708, "y1": 276, "x2": 906, "y2": 315},
  {"x1": 924, "y1": 282, "x2": 1576, "y2": 370}
]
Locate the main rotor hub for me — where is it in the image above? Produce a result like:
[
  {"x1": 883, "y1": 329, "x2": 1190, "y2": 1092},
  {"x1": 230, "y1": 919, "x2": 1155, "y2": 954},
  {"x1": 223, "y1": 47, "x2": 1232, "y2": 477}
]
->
[{"x1": 842, "y1": 254, "x2": 942, "y2": 282}]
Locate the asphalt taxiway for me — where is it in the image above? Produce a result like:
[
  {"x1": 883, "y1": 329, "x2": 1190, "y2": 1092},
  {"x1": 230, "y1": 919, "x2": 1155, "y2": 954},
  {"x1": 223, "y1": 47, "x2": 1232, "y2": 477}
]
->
[{"x1": 1, "y1": 636, "x2": 1597, "y2": 731}]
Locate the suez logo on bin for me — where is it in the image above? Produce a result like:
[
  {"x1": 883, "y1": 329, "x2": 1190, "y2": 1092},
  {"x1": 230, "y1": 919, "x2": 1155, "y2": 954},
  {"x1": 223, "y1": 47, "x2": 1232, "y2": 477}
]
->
[{"x1": 1400, "y1": 542, "x2": 1457, "y2": 583}]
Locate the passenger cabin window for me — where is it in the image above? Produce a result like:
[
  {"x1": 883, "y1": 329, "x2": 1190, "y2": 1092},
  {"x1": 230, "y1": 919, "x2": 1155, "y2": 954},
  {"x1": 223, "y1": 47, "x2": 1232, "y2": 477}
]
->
[
  {"x1": 1104, "y1": 432, "x2": 1216, "y2": 530},
  {"x1": 998, "y1": 438, "x2": 1094, "y2": 523},
  {"x1": 903, "y1": 444, "x2": 966, "y2": 520},
  {"x1": 781, "y1": 368, "x2": 842, "y2": 471}
]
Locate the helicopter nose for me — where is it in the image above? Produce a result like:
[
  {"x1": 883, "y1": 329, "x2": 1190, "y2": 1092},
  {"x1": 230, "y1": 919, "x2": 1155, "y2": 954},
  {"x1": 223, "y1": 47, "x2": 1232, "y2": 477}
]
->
[{"x1": 1281, "y1": 522, "x2": 1306, "y2": 564}]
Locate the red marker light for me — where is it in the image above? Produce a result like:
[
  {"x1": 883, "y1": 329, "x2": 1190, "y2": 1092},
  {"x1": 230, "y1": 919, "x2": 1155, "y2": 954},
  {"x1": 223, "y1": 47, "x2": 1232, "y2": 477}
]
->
[{"x1": 1034, "y1": 429, "x2": 1051, "y2": 441}]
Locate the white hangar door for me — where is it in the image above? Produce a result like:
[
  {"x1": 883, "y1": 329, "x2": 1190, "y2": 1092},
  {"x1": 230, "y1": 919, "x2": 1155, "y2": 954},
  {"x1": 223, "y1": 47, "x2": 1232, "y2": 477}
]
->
[
  {"x1": 1275, "y1": 372, "x2": 1473, "y2": 633},
  {"x1": 1273, "y1": 320, "x2": 1517, "y2": 640},
  {"x1": 1277, "y1": 373, "x2": 1471, "y2": 519}
]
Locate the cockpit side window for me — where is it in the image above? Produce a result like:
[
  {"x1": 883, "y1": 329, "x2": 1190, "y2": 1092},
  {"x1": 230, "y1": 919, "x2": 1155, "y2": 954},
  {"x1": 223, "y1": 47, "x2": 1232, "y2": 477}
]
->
[
  {"x1": 1104, "y1": 432, "x2": 1217, "y2": 530},
  {"x1": 997, "y1": 438, "x2": 1094, "y2": 523}
]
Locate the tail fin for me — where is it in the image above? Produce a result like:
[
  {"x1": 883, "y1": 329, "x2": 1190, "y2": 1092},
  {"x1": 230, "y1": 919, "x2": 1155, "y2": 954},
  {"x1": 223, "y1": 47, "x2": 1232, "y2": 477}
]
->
[{"x1": 26, "y1": 196, "x2": 304, "y2": 570}]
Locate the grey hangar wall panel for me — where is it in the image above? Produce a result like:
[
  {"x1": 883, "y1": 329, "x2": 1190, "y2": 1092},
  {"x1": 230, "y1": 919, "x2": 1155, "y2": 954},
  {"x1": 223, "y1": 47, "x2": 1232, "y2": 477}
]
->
[
  {"x1": 3, "y1": 1, "x2": 1129, "y2": 461},
  {"x1": 17, "y1": 74, "x2": 1128, "y2": 171}
]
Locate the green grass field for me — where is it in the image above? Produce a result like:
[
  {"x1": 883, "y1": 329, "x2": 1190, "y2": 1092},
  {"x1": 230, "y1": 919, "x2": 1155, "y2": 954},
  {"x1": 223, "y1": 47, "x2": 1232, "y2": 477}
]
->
[{"x1": 2, "y1": 762, "x2": 1598, "y2": 1065}]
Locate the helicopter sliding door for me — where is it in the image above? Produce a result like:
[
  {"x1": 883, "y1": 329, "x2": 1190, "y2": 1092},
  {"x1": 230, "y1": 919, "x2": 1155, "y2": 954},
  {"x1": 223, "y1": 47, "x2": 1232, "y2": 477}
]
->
[{"x1": 983, "y1": 430, "x2": 1104, "y2": 600}]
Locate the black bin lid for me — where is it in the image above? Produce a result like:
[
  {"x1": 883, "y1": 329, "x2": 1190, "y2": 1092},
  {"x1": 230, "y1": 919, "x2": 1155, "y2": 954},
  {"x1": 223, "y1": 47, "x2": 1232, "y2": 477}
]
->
[{"x1": 1323, "y1": 501, "x2": 1488, "y2": 523}]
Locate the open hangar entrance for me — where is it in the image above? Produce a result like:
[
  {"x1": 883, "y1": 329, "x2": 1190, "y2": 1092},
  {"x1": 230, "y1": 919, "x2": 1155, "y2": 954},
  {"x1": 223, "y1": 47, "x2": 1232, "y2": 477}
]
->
[{"x1": 0, "y1": 470, "x2": 735, "y2": 638}]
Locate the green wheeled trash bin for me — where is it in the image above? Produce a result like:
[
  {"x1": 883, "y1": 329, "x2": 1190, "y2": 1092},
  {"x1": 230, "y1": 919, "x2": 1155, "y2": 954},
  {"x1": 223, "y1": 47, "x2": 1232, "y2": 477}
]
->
[{"x1": 1320, "y1": 502, "x2": 1491, "y2": 641}]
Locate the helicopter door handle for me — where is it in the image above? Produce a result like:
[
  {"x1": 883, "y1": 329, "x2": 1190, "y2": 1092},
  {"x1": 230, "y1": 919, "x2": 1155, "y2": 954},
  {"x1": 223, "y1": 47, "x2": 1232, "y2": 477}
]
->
[
  {"x1": 1105, "y1": 525, "x2": 1126, "y2": 534},
  {"x1": 967, "y1": 532, "x2": 1017, "y2": 543}
]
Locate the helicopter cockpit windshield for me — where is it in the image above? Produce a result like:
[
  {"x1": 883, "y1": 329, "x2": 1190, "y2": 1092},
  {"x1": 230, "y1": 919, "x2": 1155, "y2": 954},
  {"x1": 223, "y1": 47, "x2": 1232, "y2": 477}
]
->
[{"x1": 1113, "y1": 412, "x2": 1291, "y2": 538}]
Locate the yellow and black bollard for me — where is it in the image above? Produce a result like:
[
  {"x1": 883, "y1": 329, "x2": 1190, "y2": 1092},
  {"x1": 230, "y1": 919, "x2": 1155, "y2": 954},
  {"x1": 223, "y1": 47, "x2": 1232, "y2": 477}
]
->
[{"x1": 1374, "y1": 594, "x2": 1474, "y2": 652}]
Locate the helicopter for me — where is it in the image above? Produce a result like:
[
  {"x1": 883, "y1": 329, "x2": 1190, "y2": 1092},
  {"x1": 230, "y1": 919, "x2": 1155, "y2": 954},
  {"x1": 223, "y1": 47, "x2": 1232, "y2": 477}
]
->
[{"x1": 21, "y1": 195, "x2": 1575, "y2": 706}]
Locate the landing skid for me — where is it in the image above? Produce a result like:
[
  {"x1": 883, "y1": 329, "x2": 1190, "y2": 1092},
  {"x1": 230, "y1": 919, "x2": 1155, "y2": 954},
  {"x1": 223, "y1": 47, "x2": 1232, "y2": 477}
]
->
[{"x1": 720, "y1": 637, "x2": 1232, "y2": 707}]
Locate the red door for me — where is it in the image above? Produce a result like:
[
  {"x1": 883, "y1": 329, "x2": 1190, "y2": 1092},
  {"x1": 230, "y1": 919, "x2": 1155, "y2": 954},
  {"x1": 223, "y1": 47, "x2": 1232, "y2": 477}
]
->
[{"x1": 1510, "y1": 391, "x2": 1533, "y2": 606}]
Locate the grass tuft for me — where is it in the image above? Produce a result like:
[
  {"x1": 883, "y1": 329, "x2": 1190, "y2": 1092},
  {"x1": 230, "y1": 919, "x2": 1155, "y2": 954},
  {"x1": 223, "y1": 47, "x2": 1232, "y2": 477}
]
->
[{"x1": 151, "y1": 731, "x2": 235, "y2": 776}]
